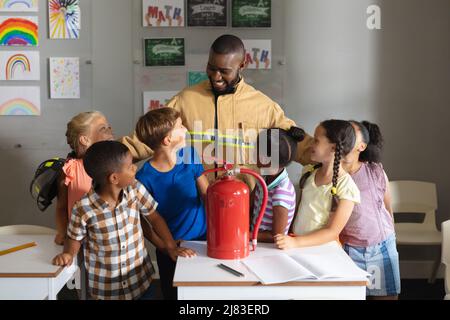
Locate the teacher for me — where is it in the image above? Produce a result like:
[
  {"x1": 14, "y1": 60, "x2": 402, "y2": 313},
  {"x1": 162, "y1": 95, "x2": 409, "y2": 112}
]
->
[{"x1": 121, "y1": 34, "x2": 313, "y2": 181}]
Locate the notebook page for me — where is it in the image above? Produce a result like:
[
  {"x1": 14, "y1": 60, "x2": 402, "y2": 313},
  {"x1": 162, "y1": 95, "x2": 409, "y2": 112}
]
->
[
  {"x1": 243, "y1": 254, "x2": 316, "y2": 284},
  {"x1": 289, "y1": 251, "x2": 370, "y2": 280}
]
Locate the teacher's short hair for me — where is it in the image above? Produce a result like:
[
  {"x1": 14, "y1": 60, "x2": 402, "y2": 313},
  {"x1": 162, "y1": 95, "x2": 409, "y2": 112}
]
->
[{"x1": 211, "y1": 34, "x2": 245, "y2": 57}]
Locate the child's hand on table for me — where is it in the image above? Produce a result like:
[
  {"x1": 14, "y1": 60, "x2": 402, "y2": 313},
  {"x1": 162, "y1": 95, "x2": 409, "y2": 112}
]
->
[
  {"x1": 274, "y1": 234, "x2": 297, "y2": 250},
  {"x1": 52, "y1": 253, "x2": 74, "y2": 267},
  {"x1": 167, "y1": 246, "x2": 197, "y2": 262}
]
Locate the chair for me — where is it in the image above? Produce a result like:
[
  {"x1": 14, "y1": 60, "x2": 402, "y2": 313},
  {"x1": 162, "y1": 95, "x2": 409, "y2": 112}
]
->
[
  {"x1": 389, "y1": 181, "x2": 442, "y2": 283},
  {"x1": 442, "y1": 220, "x2": 450, "y2": 300}
]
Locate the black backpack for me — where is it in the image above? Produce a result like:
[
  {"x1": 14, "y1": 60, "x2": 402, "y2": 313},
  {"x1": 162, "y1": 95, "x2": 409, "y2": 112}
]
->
[{"x1": 30, "y1": 158, "x2": 66, "y2": 211}]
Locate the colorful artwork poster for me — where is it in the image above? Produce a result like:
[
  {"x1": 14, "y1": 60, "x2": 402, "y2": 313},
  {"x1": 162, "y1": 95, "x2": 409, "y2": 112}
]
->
[
  {"x1": 49, "y1": 57, "x2": 80, "y2": 99},
  {"x1": 188, "y1": 71, "x2": 208, "y2": 86},
  {"x1": 0, "y1": 86, "x2": 40, "y2": 116},
  {"x1": 232, "y1": 0, "x2": 271, "y2": 28},
  {"x1": 49, "y1": 0, "x2": 81, "y2": 39},
  {"x1": 187, "y1": 0, "x2": 227, "y2": 27},
  {"x1": 0, "y1": 51, "x2": 40, "y2": 80},
  {"x1": 0, "y1": 16, "x2": 38, "y2": 47},
  {"x1": 144, "y1": 38, "x2": 185, "y2": 67},
  {"x1": 142, "y1": 0, "x2": 185, "y2": 27},
  {"x1": 243, "y1": 39, "x2": 271, "y2": 70},
  {"x1": 143, "y1": 91, "x2": 178, "y2": 114},
  {"x1": 0, "y1": 0, "x2": 38, "y2": 12}
]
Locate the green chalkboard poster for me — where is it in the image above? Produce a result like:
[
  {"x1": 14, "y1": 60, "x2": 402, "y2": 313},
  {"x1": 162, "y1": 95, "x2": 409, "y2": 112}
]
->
[
  {"x1": 144, "y1": 38, "x2": 185, "y2": 67},
  {"x1": 232, "y1": 0, "x2": 271, "y2": 28}
]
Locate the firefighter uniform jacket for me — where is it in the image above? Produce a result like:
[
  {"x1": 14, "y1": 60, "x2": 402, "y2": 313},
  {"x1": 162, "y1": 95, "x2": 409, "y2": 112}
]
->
[{"x1": 120, "y1": 78, "x2": 313, "y2": 185}]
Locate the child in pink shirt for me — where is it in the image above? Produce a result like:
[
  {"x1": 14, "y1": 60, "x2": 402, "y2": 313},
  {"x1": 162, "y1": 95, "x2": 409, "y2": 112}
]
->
[{"x1": 54, "y1": 111, "x2": 114, "y2": 245}]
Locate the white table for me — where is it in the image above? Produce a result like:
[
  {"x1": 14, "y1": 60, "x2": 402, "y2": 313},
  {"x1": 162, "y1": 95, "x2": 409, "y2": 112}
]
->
[
  {"x1": 174, "y1": 241, "x2": 369, "y2": 300},
  {"x1": 0, "y1": 234, "x2": 78, "y2": 300}
]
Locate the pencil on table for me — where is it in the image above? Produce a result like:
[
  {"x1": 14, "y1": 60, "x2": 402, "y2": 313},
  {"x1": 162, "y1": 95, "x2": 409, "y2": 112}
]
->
[{"x1": 0, "y1": 242, "x2": 37, "y2": 256}]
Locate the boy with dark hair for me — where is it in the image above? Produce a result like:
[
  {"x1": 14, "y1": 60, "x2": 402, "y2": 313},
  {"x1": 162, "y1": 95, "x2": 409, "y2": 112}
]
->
[{"x1": 53, "y1": 141, "x2": 195, "y2": 300}]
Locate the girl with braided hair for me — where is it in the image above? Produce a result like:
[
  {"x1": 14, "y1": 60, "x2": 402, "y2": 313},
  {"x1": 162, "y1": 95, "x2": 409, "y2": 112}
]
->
[{"x1": 275, "y1": 120, "x2": 360, "y2": 249}]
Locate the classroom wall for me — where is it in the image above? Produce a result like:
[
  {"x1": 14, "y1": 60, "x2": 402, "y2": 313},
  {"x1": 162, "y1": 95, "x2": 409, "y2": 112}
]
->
[
  {"x1": 0, "y1": 0, "x2": 95, "y2": 227},
  {"x1": 130, "y1": 0, "x2": 286, "y2": 123},
  {"x1": 284, "y1": 0, "x2": 450, "y2": 263},
  {"x1": 92, "y1": 0, "x2": 134, "y2": 139},
  {"x1": 0, "y1": 1, "x2": 287, "y2": 226},
  {"x1": 1, "y1": 0, "x2": 449, "y2": 270},
  {"x1": 0, "y1": 0, "x2": 136, "y2": 228}
]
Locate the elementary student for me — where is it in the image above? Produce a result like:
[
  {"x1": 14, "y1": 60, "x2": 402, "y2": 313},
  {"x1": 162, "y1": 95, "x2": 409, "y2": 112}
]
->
[
  {"x1": 341, "y1": 121, "x2": 401, "y2": 299},
  {"x1": 54, "y1": 111, "x2": 113, "y2": 245},
  {"x1": 53, "y1": 141, "x2": 195, "y2": 300},
  {"x1": 135, "y1": 108, "x2": 208, "y2": 300},
  {"x1": 251, "y1": 127, "x2": 305, "y2": 242},
  {"x1": 275, "y1": 120, "x2": 360, "y2": 249}
]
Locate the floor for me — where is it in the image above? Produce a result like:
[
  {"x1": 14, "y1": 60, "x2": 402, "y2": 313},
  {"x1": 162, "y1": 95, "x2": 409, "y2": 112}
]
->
[
  {"x1": 58, "y1": 279, "x2": 446, "y2": 300},
  {"x1": 399, "y1": 279, "x2": 446, "y2": 300}
]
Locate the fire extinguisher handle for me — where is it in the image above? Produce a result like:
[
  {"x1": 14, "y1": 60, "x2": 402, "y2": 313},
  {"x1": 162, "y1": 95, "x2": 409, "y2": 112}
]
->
[{"x1": 202, "y1": 167, "x2": 226, "y2": 177}]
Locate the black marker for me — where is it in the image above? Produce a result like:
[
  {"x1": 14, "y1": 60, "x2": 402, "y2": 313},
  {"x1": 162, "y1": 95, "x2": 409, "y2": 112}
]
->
[{"x1": 217, "y1": 263, "x2": 245, "y2": 277}]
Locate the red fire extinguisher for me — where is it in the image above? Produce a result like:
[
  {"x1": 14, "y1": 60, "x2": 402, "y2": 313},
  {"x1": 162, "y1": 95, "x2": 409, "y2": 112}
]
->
[{"x1": 202, "y1": 163, "x2": 269, "y2": 260}]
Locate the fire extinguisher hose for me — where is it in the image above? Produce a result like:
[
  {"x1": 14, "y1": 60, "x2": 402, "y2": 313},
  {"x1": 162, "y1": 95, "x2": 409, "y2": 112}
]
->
[{"x1": 239, "y1": 169, "x2": 269, "y2": 251}]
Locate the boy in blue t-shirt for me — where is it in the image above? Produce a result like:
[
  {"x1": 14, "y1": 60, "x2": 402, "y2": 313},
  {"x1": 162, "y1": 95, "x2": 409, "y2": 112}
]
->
[{"x1": 135, "y1": 108, "x2": 209, "y2": 300}]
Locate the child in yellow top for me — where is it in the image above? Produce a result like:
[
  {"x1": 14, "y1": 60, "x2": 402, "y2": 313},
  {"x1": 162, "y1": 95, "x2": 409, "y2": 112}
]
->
[
  {"x1": 54, "y1": 111, "x2": 114, "y2": 245},
  {"x1": 275, "y1": 120, "x2": 360, "y2": 249}
]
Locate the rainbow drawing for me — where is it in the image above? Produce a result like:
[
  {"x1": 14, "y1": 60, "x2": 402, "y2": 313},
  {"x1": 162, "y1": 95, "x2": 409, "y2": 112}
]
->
[
  {"x1": 0, "y1": 51, "x2": 39, "y2": 80},
  {"x1": 49, "y1": 0, "x2": 80, "y2": 39},
  {"x1": 0, "y1": 16, "x2": 39, "y2": 46},
  {"x1": 5, "y1": 53, "x2": 30, "y2": 80},
  {"x1": 0, "y1": 86, "x2": 40, "y2": 116},
  {"x1": 0, "y1": 0, "x2": 38, "y2": 12},
  {"x1": 0, "y1": 98, "x2": 40, "y2": 116}
]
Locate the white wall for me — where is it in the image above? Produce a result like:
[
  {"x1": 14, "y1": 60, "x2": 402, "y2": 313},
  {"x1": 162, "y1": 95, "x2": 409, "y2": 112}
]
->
[{"x1": 92, "y1": 0, "x2": 134, "y2": 138}]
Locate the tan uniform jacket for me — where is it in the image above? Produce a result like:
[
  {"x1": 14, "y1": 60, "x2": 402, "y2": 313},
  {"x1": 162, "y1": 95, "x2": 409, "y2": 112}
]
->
[{"x1": 120, "y1": 79, "x2": 314, "y2": 187}]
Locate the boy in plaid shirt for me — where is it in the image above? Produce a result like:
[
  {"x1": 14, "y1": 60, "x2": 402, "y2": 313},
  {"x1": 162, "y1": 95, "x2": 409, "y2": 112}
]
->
[{"x1": 53, "y1": 141, "x2": 195, "y2": 300}]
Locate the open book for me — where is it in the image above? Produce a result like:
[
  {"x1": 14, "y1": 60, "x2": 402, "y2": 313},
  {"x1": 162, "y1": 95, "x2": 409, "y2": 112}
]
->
[{"x1": 242, "y1": 243, "x2": 371, "y2": 285}]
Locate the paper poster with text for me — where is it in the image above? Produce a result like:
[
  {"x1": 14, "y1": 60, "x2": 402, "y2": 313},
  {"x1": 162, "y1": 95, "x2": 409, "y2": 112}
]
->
[
  {"x1": 143, "y1": 91, "x2": 178, "y2": 114},
  {"x1": 243, "y1": 39, "x2": 271, "y2": 70},
  {"x1": 143, "y1": 0, "x2": 185, "y2": 27}
]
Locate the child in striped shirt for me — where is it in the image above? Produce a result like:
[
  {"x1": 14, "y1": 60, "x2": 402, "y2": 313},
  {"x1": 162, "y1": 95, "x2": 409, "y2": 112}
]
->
[{"x1": 251, "y1": 127, "x2": 305, "y2": 243}]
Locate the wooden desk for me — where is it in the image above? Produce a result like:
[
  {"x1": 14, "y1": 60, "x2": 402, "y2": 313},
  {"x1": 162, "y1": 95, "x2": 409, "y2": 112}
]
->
[
  {"x1": 174, "y1": 241, "x2": 368, "y2": 300},
  {"x1": 0, "y1": 234, "x2": 78, "y2": 300}
]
